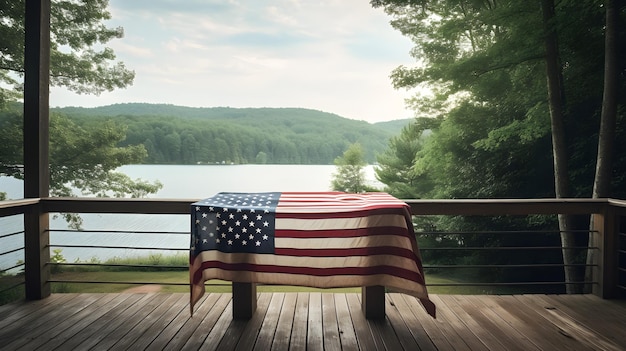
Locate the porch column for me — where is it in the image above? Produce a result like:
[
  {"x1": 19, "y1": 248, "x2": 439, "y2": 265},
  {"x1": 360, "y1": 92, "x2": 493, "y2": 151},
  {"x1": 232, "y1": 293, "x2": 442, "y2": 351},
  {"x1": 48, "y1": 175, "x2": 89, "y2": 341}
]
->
[
  {"x1": 23, "y1": 0, "x2": 51, "y2": 300},
  {"x1": 590, "y1": 206, "x2": 620, "y2": 298}
]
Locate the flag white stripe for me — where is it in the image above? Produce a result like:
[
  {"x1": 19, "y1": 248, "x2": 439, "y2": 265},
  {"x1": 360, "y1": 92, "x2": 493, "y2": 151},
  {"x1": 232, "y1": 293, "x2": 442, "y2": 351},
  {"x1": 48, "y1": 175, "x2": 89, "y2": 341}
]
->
[
  {"x1": 197, "y1": 269, "x2": 428, "y2": 294},
  {"x1": 194, "y1": 250, "x2": 419, "y2": 270},
  {"x1": 275, "y1": 235, "x2": 413, "y2": 251},
  {"x1": 275, "y1": 214, "x2": 407, "y2": 230}
]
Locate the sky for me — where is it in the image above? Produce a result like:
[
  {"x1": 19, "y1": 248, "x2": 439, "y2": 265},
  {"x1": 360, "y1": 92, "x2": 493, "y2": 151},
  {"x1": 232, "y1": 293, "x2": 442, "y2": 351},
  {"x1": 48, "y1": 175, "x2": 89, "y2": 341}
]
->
[{"x1": 49, "y1": 0, "x2": 418, "y2": 123}]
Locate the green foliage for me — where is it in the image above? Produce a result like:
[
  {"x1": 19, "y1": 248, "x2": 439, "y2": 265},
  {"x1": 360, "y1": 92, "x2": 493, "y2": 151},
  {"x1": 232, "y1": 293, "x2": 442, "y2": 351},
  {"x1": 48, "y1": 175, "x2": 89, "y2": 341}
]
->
[
  {"x1": 331, "y1": 143, "x2": 375, "y2": 193},
  {"x1": 0, "y1": 108, "x2": 162, "y2": 228},
  {"x1": 375, "y1": 117, "x2": 440, "y2": 198},
  {"x1": 370, "y1": 0, "x2": 626, "y2": 286},
  {"x1": 0, "y1": 0, "x2": 134, "y2": 108},
  {"x1": 51, "y1": 104, "x2": 399, "y2": 165}
]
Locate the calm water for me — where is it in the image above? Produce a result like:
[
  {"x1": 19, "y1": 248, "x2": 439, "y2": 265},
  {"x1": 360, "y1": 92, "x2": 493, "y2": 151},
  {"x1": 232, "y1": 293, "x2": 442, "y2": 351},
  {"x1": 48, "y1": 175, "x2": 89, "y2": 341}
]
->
[{"x1": 0, "y1": 164, "x2": 383, "y2": 270}]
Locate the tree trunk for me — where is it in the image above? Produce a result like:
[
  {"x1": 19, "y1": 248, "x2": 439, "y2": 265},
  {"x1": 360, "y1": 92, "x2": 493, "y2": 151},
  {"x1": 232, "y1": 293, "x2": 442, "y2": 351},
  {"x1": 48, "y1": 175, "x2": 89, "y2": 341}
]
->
[
  {"x1": 540, "y1": 0, "x2": 580, "y2": 293},
  {"x1": 586, "y1": 0, "x2": 619, "y2": 292}
]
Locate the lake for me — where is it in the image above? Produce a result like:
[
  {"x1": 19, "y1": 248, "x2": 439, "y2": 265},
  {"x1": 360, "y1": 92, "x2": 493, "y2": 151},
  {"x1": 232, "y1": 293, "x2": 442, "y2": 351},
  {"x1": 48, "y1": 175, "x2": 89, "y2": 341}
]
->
[{"x1": 1, "y1": 164, "x2": 384, "y2": 270}]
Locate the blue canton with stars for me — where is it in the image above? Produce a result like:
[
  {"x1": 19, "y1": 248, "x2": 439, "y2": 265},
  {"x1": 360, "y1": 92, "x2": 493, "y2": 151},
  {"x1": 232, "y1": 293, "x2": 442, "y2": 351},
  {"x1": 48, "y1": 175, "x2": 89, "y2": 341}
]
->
[{"x1": 191, "y1": 192, "x2": 279, "y2": 255}]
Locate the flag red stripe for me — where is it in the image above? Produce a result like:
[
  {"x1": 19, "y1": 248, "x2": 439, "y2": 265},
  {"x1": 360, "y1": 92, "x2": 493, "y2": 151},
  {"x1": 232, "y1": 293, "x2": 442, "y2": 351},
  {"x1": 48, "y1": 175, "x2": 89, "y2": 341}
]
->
[
  {"x1": 195, "y1": 261, "x2": 424, "y2": 284},
  {"x1": 275, "y1": 206, "x2": 410, "y2": 219},
  {"x1": 274, "y1": 226, "x2": 409, "y2": 238},
  {"x1": 273, "y1": 246, "x2": 417, "y2": 260}
]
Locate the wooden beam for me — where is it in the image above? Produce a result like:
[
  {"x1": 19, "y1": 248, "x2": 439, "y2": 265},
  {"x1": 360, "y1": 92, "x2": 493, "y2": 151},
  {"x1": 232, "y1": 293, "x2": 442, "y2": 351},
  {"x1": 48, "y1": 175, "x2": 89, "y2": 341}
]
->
[
  {"x1": 23, "y1": 0, "x2": 51, "y2": 300},
  {"x1": 232, "y1": 282, "x2": 257, "y2": 319},
  {"x1": 362, "y1": 285, "x2": 385, "y2": 319}
]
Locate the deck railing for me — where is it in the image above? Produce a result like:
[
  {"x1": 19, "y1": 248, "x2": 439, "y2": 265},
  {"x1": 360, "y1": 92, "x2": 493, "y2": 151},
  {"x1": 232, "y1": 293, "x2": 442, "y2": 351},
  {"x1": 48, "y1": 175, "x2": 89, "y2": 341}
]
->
[{"x1": 1, "y1": 197, "x2": 625, "y2": 302}]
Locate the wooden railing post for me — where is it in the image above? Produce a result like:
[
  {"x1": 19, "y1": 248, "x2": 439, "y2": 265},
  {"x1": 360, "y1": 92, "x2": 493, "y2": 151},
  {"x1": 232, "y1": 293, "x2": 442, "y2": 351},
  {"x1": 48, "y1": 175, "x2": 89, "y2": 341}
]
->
[
  {"x1": 591, "y1": 206, "x2": 619, "y2": 298},
  {"x1": 23, "y1": 0, "x2": 51, "y2": 300}
]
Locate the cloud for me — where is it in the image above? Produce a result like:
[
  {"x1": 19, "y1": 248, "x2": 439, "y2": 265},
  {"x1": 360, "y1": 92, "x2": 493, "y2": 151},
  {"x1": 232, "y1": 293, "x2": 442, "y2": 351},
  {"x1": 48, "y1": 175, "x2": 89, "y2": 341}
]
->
[{"x1": 51, "y1": 0, "x2": 417, "y2": 122}]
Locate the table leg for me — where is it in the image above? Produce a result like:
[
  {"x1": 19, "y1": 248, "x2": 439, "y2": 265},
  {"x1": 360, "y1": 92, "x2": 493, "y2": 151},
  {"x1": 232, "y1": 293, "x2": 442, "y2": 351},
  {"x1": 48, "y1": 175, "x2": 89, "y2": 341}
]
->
[
  {"x1": 232, "y1": 282, "x2": 257, "y2": 319},
  {"x1": 362, "y1": 285, "x2": 385, "y2": 319}
]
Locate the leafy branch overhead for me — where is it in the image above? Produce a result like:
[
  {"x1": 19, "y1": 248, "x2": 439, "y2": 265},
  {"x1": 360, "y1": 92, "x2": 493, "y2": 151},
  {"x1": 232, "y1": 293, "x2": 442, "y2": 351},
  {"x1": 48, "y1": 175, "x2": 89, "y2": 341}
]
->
[{"x1": 0, "y1": 0, "x2": 134, "y2": 107}]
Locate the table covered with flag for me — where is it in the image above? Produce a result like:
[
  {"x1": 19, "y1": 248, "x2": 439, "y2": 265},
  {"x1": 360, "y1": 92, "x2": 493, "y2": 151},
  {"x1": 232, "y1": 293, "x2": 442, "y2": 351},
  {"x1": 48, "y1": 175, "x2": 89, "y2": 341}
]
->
[{"x1": 190, "y1": 191, "x2": 436, "y2": 318}]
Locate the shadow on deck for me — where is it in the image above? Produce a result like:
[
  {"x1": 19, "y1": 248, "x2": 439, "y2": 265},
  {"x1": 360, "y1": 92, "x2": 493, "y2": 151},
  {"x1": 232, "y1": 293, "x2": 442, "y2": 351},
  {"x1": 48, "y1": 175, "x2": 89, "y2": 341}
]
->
[{"x1": 1, "y1": 293, "x2": 625, "y2": 350}]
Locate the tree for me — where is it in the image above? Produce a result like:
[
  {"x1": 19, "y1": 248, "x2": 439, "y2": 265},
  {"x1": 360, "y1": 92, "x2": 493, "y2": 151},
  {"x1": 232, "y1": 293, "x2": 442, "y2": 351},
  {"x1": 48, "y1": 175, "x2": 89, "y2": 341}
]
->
[
  {"x1": 0, "y1": 109, "x2": 162, "y2": 228},
  {"x1": 331, "y1": 143, "x2": 370, "y2": 193},
  {"x1": 375, "y1": 117, "x2": 439, "y2": 198},
  {"x1": 371, "y1": 0, "x2": 625, "y2": 291},
  {"x1": 0, "y1": 0, "x2": 160, "y2": 226},
  {"x1": 0, "y1": 0, "x2": 134, "y2": 108}
]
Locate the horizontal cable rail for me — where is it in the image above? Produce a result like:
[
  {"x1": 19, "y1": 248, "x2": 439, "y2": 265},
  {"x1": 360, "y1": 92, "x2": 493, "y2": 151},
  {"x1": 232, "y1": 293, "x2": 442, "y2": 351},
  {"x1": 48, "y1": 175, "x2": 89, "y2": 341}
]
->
[
  {"x1": 0, "y1": 231, "x2": 23, "y2": 239},
  {"x1": 2, "y1": 197, "x2": 623, "y2": 296}
]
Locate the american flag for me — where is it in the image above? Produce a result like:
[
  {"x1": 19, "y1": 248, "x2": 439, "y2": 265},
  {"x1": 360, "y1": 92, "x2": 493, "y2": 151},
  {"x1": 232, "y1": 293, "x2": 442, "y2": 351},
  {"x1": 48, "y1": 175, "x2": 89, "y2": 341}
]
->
[{"x1": 190, "y1": 192, "x2": 435, "y2": 318}]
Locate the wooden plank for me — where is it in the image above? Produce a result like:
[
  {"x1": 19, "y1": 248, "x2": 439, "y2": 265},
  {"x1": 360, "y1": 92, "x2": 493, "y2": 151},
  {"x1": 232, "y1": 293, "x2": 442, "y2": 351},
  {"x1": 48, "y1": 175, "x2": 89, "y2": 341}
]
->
[
  {"x1": 111, "y1": 293, "x2": 187, "y2": 350},
  {"x1": 0, "y1": 294, "x2": 73, "y2": 330},
  {"x1": 145, "y1": 294, "x2": 199, "y2": 350},
  {"x1": 214, "y1": 292, "x2": 271, "y2": 350},
  {"x1": 386, "y1": 294, "x2": 437, "y2": 351},
  {"x1": 289, "y1": 292, "x2": 310, "y2": 350},
  {"x1": 46, "y1": 294, "x2": 141, "y2": 350},
  {"x1": 434, "y1": 295, "x2": 502, "y2": 350},
  {"x1": 180, "y1": 293, "x2": 232, "y2": 351},
  {"x1": 384, "y1": 294, "x2": 422, "y2": 350},
  {"x1": 451, "y1": 295, "x2": 537, "y2": 351},
  {"x1": 492, "y1": 295, "x2": 587, "y2": 351},
  {"x1": 270, "y1": 292, "x2": 297, "y2": 351},
  {"x1": 550, "y1": 294, "x2": 626, "y2": 344},
  {"x1": 307, "y1": 292, "x2": 324, "y2": 351},
  {"x1": 73, "y1": 293, "x2": 166, "y2": 350},
  {"x1": 345, "y1": 293, "x2": 379, "y2": 350},
  {"x1": 514, "y1": 295, "x2": 622, "y2": 351},
  {"x1": 2, "y1": 293, "x2": 104, "y2": 350},
  {"x1": 197, "y1": 298, "x2": 235, "y2": 350},
  {"x1": 249, "y1": 293, "x2": 285, "y2": 349},
  {"x1": 22, "y1": 293, "x2": 120, "y2": 350},
  {"x1": 333, "y1": 293, "x2": 359, "y2": 351},
  {"x1": 397, "y1": 294, "x2": 456, "y2": 350},
  {"x1": 165, "y1": 293, "x2": 221, "y2": 350},
  {"x1": 416, "y1": 295, "x2": 473, "y2": 351},
  {"x1": 90, "y1": 293, "x2": 175, "y2": 350},
  {"x1": 532, "y1": 294, "x2": 624, "y2": 350},
  {"x1": 321, "y1": 293, "x2": 342, "y2": 351}
]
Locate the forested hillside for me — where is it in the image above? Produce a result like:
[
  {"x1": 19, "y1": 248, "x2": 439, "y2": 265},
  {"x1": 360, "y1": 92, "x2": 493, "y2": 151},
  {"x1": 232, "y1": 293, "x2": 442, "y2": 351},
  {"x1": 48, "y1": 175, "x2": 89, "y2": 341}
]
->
[{"x1": 50, "y1": 103, "x2": 410, "y2": 165}]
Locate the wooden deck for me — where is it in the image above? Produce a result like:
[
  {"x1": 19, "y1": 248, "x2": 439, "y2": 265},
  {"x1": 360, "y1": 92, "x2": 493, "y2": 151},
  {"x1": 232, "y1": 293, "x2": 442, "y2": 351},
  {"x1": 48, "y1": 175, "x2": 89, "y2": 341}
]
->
[{"x1": 0, "y1": 293, "x2": 625, "y2": 350}]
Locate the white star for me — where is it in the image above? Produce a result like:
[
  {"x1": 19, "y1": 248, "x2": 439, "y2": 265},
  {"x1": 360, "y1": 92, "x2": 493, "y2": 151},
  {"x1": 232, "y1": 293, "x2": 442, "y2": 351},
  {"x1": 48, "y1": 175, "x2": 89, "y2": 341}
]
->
[
  {"x1": 249, "y1": 221, "x2": 255, "y2": 227},
  {"x1": 263, "y1": 234, "x2": 268, "y2": 240},
  {"x1": 242, "y1": 214, "x2": 248, "y2": 220},
  {"x1": 242, "y1": 228, "x2": 248, "y2": 233},
  {"x1": 256, "y1": 228, "x2": 262, "y2": 234},
  {"x1": 216, "y1": 213, "x2": 221, "y2": 218},
  {"x1": 256, "y1": 241, "x2": 261, "y2": 246},
  {"x1": 263, "y1": 221, "x2": 269, "y2": 227},
  {"x1": 256, "y1": 215, "x2": 262, "y2": 220},
  {"x1": 221, "y1": 220, "x2": 227, "y2": 225},
  {"x1": 235, "y1": 220, "x2": 241, "y2": 226},
  {"x1": 221, "y1": 233, "x2": 227, "y2": 238},
  {"x1": 249, "y1": 234, "x2": 254, "y2": 240},
  {"x1": 202, "y1": 213, "x2": 208, "y2": 218},
  {"x1": 242, "y1": 240, "x2": 248, "y2": 245},
  {"x1": 228, "y1": 240, "x2": 233, "y2": 245},
  {"x1": 228, "y1": 227, "x2": 234, "y2": 232},
  {"x1": 202, "y1": 226, "x2": 207, "y2": 231},
  {"x1": 216, "y1": 238, "x2": 221, "y2": 244},
  {"x1": 235, "y1": 234, "x2": 240, "y2": 239},
  {"x1": 229, "y1": 213, "x2": 235, "y2": 219}
]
